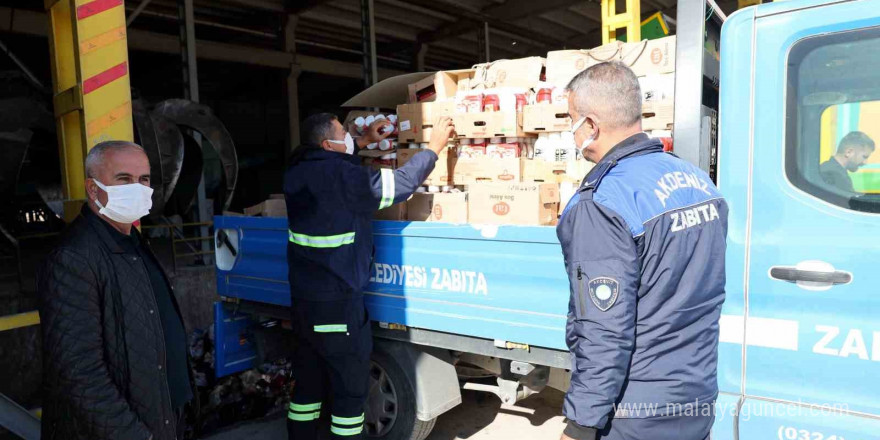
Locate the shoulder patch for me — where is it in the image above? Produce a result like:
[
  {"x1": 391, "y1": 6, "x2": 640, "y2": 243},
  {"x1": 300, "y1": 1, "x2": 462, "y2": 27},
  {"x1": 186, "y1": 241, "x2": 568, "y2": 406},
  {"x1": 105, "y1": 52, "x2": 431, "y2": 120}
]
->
[{"x1": 589, "y1": 277, "x2": 619, "y2": 311}]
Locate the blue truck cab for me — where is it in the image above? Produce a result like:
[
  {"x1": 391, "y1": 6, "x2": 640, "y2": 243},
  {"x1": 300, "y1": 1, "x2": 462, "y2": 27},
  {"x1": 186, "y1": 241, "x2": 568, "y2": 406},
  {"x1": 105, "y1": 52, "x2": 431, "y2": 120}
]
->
[{"x1": 212, "y1": 1, "x2": 880, "y2": 439}]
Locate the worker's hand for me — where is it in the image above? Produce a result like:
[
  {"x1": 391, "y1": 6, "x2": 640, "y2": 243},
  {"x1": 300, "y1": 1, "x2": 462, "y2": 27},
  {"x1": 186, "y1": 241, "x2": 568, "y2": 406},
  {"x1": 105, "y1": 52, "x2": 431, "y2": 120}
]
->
[
  {"x1": 427, "y1": 117, "x2": 455, "y2": 155},
  {"x1": 362, "y1": 119, "x2": 393, "y2": 144}
]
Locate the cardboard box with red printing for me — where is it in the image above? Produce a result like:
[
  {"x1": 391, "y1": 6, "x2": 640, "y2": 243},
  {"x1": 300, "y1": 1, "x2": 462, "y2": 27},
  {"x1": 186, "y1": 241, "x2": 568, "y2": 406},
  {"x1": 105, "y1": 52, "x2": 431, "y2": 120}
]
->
[
  {"x1": 621, "y1": 36, "x2": 676, "y2": 77},
  {"x1": 452, "y1": 156, "x2": 520, "y2": 184},
  {"x1": 397, "y1": 101, "x2": 455, "y2": 144},
  {"x1": 545, "y1": 42, "x2": 623, "y2": 88},
  {"x1": 407, "y1": 192, "x2": 468, "y2": 223},
  {"x1": 397, "y1": 148, "x2": 454, "y2": 186},
  {"x1": 523, "y1": 103, "x2": 572, "y2": 133},
  {"x1": 468, "y1": 182, "x2": 560, "y2": 226}
]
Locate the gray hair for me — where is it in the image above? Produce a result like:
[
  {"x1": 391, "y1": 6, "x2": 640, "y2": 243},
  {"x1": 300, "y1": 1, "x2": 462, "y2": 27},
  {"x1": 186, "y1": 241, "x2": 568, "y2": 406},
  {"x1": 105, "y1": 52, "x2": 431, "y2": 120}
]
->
[
  {"x1": 84, "y1": 141, "x2": 146, "y2": 178},
  {"x1": 566, "y1": 61, "x2": 642, "y2": 130}
]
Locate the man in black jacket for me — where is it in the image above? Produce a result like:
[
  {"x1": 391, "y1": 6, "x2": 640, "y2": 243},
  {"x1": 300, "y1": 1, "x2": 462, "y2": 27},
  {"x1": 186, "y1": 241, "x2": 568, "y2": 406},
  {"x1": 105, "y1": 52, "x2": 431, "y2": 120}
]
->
[{"x1": 37, "y1": 140, "x2": 193, "y2": 440}]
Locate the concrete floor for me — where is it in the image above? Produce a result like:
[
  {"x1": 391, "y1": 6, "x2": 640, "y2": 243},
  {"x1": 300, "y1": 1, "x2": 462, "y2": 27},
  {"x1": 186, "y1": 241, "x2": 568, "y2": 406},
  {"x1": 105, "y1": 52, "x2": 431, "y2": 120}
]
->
[{"x1": 203, "y1": 388, "x2": 567, "y2": 440}]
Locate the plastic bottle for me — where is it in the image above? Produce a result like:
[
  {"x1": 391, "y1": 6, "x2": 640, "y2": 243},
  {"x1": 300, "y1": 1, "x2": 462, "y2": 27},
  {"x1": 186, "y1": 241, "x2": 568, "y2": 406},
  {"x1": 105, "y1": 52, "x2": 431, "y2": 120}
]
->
[
  {"x1": 561, "y1": 131, "x2": 577, "y2": 162},
  {"x1": 409, "y1": 143, "x2": 419, "y2": 149},
  {"x1": 482, "y1": 94, "x2": 500, "y2": 112},
  {"x1": 354, "y1": 116, "x2": 367, "y2": 134},
  {"x1": 537, "y1": 88, "x2": 553, "y2": 104},
  {"x1": 365, "y1": 115, "x2": 376, "y2": 127},
  {"x1": 534, "y1": 133, "x2": 549, "y2": 161},
  {"x1": 419, "y1": 143, "x2": 429, "y2": 149},
  {"x1": 367, "y1": 142, "x2": 378, "y2": 150},
  {"x1": 428, "y1": 185, "x2": 440, "y2": 193},
  {"x1": 548, "y1": 132, "x2": 563, "y2": 161},
  {"x1": 378, "y1": 139, "x2": 393, "y2": 151}
]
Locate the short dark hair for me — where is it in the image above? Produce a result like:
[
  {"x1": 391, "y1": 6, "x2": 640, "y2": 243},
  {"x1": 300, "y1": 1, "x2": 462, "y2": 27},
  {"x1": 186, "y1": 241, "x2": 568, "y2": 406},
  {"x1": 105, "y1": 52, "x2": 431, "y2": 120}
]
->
[
  {"x1": 302, "y1": 113, "x2": 338, "y2": 147},
  {"x1": 837, "y1": 131, "x2": 875, "y2": 154}
]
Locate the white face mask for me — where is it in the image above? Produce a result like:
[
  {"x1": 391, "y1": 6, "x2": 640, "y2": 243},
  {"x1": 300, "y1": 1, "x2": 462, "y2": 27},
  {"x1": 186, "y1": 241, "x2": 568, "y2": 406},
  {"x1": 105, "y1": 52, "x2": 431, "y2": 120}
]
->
[
  {"x1": 93, "y1": 179, "x2": 153, "y2": 224},
  {"x1": 328, "y1": 133, "x2": 356, "y2": 155},
  {"x1": 571, "y1": 117, "x2": 595, "y2": 157}
]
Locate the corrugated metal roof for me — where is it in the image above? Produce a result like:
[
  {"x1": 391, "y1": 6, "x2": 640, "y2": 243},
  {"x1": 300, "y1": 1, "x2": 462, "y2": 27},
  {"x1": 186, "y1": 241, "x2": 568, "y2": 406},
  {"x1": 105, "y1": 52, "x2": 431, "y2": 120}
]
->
[{"x1": 120, "y1": 0, "x2": 739, "y2": 74}]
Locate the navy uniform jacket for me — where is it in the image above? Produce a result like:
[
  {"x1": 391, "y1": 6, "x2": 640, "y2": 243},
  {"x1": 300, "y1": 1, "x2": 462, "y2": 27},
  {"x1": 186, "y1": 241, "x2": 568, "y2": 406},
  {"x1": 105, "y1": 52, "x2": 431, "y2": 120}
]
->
[
  {"x1": 556, "y1": 134, "x2": 728, "y2": 435},
  {"x1": 283, "y1": 148, "x2": 437, "y2": 301}
]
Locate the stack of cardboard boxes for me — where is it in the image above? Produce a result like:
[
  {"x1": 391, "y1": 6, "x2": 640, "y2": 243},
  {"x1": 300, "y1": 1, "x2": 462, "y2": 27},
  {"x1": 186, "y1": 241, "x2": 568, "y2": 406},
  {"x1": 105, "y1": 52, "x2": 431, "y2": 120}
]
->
[{"x1": 347, "y1": 37, "x2": 675, "y2": 227}]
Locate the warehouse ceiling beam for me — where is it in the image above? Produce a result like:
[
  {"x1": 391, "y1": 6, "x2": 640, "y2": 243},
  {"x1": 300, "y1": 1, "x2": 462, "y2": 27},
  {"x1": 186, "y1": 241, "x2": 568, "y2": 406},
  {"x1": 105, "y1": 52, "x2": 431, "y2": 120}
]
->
[
  {"x1": 417, "y1": 0, "x2": 584, "y2": 45},
  {"x1": 290, "y1": 0, "x2": 336, "y2": 14},
  {"x1": 0, "y1": 7, "x2": 406, "y2": 78},
  {"x1": 126, "y1": 0, "x2": 154, "y2": 26}
]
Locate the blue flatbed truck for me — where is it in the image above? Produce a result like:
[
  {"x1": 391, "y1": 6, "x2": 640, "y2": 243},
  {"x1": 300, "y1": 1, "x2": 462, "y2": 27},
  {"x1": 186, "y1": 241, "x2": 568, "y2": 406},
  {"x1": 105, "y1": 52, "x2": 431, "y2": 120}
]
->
[{"x1": 213, "y1": 1, "x2": 880, "y2": 439}]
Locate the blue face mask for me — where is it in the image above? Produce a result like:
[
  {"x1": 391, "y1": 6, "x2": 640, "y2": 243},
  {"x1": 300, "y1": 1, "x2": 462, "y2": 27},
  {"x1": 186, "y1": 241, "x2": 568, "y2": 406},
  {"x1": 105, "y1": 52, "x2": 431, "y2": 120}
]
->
[{"x1": 327, "y1": 133, "x2": 355, "y2": 155}]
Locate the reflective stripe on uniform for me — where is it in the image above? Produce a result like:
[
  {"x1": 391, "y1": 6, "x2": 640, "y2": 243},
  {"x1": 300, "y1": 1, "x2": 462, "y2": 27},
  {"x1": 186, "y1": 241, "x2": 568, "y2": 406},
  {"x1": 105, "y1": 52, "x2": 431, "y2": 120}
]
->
[
  {"x1": 330, "y1": 425, "x2": 364, "y2": 436},
  {"x1": 331, "y1": 414, "x2": 365, "y2": 425},
  {"x1": 379, "y1": 168, "x2": 395, "y2": 210},
  {"x1": 290, "y1": 402, "x2": 322, "y2": 412},
  {"x1": 288, "y1": 411, "x2": 320, "y2": 422},
  {"x1": 314, "y1": 324, "x2": 348, "y2": 333},
  {"x1": 288, "y1": 230, "x2": 355, "y2": 248}
]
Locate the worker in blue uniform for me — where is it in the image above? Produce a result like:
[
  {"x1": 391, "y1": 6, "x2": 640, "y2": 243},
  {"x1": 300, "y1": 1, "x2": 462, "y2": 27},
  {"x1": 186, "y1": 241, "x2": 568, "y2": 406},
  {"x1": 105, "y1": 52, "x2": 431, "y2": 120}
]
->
[
  {"x1": 283, "y1": 113, "x2": 454, "y2": 439},
  {"x1": 557, "y1": 62, "x2": 728, "y2": 440}
]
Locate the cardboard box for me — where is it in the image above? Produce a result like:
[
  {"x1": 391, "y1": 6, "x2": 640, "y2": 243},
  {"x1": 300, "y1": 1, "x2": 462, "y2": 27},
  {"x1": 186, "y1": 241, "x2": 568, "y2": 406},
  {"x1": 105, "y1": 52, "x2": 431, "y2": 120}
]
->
[
  {"x1": 453, "y1": 156, "x2": 520, "y2": 184},
  {"x1": 621, "y1": 36, "x2": 676, "y2": 77},
  {"x1": 375, "y1": 202, "x2": 407, "y2": 221},
  {"x1": 397, "y1": 148, "x2": 454, "y2": 186},
  {"x1": 639, "y1": 73, "x2": 675, "y2": 104},
  {"x1": 521, "y1": 158, "x2": 565, "y2": 182},
  {"x1": 559, "y1": 160, "x2": 594, "y2": 184},
  {"x1": 453, "y1": 111, "x2": 528, "y2": 139},
  {"x1": 244, "y1": 199, "x2": 287, "y2": 218},
  {"x1": 468, "y1": 182, "x2": 560, "y2": 226},
  {"x1": 523, "y1": 103, "x2": 572, "y2": 133},
  {"x1": 397, "y1": 101, "x2": 455, "y2": 143},
  {"x1": 642, "y1": 99, "x2": 675, "y2": 130},
  {"x1": 407, "y1": 192, "x2": 468, "y2": 223},
  {"x1": 408, "y1": 70, "x2": 475, "y2": 103},
  {"x1": 546, "y1": 42, "x2": 623, "y2": 88},
  {"x1": 471, "y1": 57, "x2": 545, "y2": 89}
]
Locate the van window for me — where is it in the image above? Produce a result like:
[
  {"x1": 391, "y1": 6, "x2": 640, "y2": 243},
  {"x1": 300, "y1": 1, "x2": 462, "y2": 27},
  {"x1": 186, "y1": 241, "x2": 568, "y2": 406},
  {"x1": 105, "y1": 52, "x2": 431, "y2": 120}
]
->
[{"x1": 786, "y1": 27, "x2": 880, "y2": 213}]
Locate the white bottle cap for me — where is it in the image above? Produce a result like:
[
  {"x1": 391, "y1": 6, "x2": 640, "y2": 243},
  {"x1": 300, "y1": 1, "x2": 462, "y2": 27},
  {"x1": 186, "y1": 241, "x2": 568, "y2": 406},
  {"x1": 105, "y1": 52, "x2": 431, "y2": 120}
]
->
[
  {"x1": 388, "y1": 114, "x2": 398, "y2": 124},
  {"x1": 367, "y1": 142, "x2": 378, "y2": 150},
  {"x1": 442, "y1": 185, "x2": 453, "y2": 192},
  {"x1": 378, "y1": 139, "x2": 393, "y2": 150},
  {"x1": 365, "y1": 115, "x2": 376, "y2": 126},
  {"x1": 380, "y1": 153, "x2": 397, "y2": 160},
  {"x1": 420, "y1": 143, "x2": 429, "y2": 149},
  {"x1": 428, "y1": 186, "x2": 440, "y2": 193},
  {"x1": 460, "y1": 138, "x2": 472, "y2": 145},
  {"x1": 489, "y1": 137, "x2": 502, "y2": 144},
  {"x1": 375, "y1": 114, "x2": 387, "y2": 121}
]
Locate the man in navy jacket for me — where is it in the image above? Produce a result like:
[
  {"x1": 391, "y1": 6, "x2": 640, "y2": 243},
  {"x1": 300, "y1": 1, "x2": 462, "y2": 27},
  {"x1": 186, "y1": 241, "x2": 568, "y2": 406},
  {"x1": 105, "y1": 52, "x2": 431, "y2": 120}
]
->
[
  {"x1": 283, "y1": 113, "x2": 454, "y2": 439},
  {"x1": 558, "y1": 62, "x2": 728, "y2": 440}
]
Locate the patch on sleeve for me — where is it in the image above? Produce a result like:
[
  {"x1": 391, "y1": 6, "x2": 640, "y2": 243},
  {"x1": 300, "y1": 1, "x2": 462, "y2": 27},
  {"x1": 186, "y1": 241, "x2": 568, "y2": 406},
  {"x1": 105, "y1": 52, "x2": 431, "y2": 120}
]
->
[{"x1": 589, "y1": 277, "x2": 619, "y2": 311}]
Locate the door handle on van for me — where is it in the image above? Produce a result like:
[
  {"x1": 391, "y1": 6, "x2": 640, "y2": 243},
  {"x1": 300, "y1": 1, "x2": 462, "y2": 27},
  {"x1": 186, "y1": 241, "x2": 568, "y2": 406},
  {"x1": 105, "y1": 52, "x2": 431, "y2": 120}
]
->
[{"x1": 770, "y1": 267, "x2": 851, "y2": 284}]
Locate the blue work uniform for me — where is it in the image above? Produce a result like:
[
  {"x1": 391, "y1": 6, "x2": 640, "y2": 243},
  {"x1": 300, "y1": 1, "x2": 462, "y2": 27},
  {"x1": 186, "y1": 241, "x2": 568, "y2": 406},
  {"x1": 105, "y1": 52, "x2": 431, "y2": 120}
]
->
[
  {"x1": 283, "y1": 147, "x2": 438, "y2": 439},
  {"x1": 557, "y1": 133, "x2": 728, "y2": 440}
]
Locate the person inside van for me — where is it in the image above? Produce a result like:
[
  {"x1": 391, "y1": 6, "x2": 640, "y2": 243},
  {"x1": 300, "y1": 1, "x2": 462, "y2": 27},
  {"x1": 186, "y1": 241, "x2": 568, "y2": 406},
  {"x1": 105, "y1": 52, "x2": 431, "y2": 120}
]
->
[{"x1": 820, "y1": 131, "x2": 875, "y2": 192}]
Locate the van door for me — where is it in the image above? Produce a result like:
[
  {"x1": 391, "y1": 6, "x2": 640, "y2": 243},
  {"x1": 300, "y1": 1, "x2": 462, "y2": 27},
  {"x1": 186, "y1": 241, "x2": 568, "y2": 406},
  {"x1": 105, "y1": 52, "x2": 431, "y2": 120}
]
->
[{"x1": 741, "y1": 2, "x2": 880, "y2": 439}]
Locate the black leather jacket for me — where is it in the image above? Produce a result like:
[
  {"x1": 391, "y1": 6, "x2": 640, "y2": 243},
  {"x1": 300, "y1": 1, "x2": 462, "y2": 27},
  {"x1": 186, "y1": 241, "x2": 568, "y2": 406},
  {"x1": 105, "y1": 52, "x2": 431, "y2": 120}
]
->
[{"x1": 37, "y1": 207, "x2": 193, "y2": 440}]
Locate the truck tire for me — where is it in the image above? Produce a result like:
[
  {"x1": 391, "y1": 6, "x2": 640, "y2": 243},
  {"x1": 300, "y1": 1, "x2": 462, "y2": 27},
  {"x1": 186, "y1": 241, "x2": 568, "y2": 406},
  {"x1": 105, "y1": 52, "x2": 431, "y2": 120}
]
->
[{"x1": 366, "y1": 351, "x2": 437, "y2": 440}]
